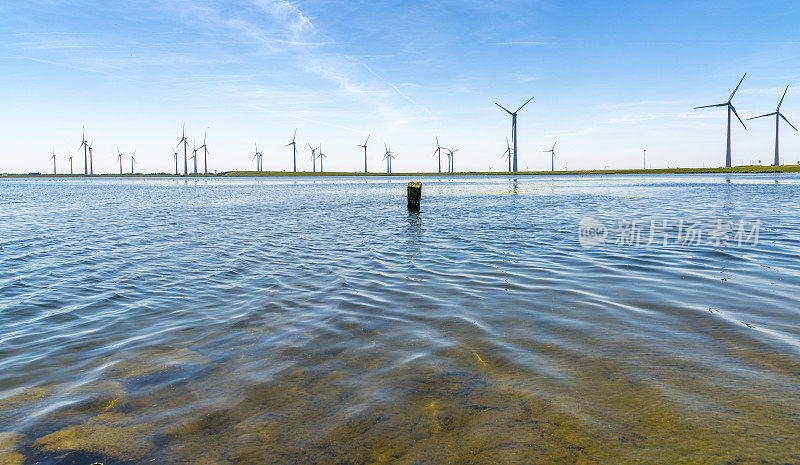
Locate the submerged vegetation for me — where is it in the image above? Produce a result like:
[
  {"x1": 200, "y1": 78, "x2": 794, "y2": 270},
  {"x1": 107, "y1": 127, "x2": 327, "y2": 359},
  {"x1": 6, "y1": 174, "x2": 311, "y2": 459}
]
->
[{"x1": 3, "y1": 341, "x2": 799, "y2": 464}]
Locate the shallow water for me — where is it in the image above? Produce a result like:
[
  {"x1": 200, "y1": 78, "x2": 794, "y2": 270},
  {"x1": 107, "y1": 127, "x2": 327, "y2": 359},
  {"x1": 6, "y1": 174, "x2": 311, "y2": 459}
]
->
[{"x1": 1, "y1": 174, "x2": 800, "y2": 464}]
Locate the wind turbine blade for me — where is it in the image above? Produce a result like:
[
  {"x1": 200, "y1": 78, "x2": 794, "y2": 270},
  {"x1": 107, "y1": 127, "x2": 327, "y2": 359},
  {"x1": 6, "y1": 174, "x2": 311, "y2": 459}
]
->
[
  {"x1": 778, "y1": 86, "x2": 789, "y2": 110},
  {"x1": 746, "y1": 112, "x2": 776, "y2": 120},
  {"x1": 365, "y1": 135, "x2": 370, "y2": 145},
  {"x1": 515, "y1": 96, "x2": 534, "y2": 113},
  {"x1": 694, "y1": 103, "x2": 728, "y2": 109},
  {"x1": 728, "y1": 73, "x2": 746, "y2": 102},
  {"x1": 552, "y1": 141, "x2": 557, "y2": 150},
  {"x1": 780, "y1": 113, "x2": 798, "y2": 131},
  {"x1": 495, "y1": 103, "x2": 513, "y2": 114},
  {"x1": 730, "y1": 104, "x2": 746, "y2": 129}
]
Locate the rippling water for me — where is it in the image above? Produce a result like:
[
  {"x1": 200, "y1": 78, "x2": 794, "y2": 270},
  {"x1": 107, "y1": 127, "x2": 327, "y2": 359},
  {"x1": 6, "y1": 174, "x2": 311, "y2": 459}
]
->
[{"x1": 2, "y1": 175, "x2": 800, "y2": 464}]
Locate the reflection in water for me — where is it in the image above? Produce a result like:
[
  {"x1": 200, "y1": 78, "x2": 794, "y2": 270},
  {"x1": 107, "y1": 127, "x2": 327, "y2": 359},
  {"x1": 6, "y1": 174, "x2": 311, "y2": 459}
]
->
[{"x1": 1, "y1": 174, "x2": 800, "y2": 464}]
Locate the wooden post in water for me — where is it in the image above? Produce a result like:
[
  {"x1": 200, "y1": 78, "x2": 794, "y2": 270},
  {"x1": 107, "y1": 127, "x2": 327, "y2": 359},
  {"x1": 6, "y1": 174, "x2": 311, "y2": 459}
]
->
[{"x1": 407, "y1": 182, "x2": 421, "y2": 209}]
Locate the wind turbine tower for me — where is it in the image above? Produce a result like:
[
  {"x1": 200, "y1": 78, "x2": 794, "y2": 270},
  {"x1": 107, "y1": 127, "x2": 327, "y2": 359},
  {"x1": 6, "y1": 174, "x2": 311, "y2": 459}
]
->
[
  {"x1": 318, "y1": 145, "x2": 327, "y2": 173},
  {"x1": 358, "y1": 135, "x2": 370, "y2": 173},
  {"x1": 79, "y1": 128, "x2": 88, "y2": 175},
  {"x1": 544, "y1": 141, "x2": 557, "y2": 172},
  {"x1": 694, "y1": 73, "x2": 747, "y2": 167},
  {"x1": 501, "y1": 138, "x2": 511, "y2": 172},
  {"x1": 88, "y1": 142, "x2": 93, "y2": 175},
  {"x1": 446, "y1": 148, "x2": 459, "y2": 173},
  {"x1": 192, "y1": 143, "x2": 198, "y2": 175},
  {"x1": 747, "y1": 86, "x2": 797, "y2": 166},
  {"x1": 130, "y1": 153, "x2": 136, "y2": 174},
  {"x1": 285, "y1": 130, "x2": 297, "y2": 172},
  {"x1": 253, "y1": 144, "x2": 263, "y2": 171},
  {"x1": 117, "y1": 148, "x2": 124, "y2": 174},
  {"x1": 178, "y1": 123, "x2": 188, "y2": 176},
  {"x1": 383, "y1": 144, "x2": 395, "y2": 174},
  {"x1": 198, "y1": 133, "x2": 209, "y2": 175},
  {"x1": 51, "y1": 150, "x2": 56, "y2": 175},
  {"x1": 309, "y1": 144, "x2": 318, "y2": 173},
  {"x1": 496, "y1": 97, "x2": 534, "y2": 172},
  {"x1": 433, "y1": 137, "x2": 444, "y2": 173}
]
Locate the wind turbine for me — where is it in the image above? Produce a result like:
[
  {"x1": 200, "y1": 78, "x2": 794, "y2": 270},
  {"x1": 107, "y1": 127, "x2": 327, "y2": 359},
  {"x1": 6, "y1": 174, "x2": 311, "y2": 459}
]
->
[
  {"x1": 117, "y1": 147, "x2": 125, "y2": 174},
  {"x1": 496, "y1": 96, "x2": 534, "y2": 172},
  {"x1": 191, "y1": 143, "x2": 198, "y2": 175},
  {"x1": 198, "y1": 132, "x2": 209, "y2": 175},
  {"x1": 501, "y1": 138, "x2": 511, "y2": 172},
  {"x1": 130, "y1": 152, "x2": 136, "y2": 174},
  {"x1": 285, "y1": 130, "x2": 297, "y2": 172},
  {"x1": 544, "y1": 141, "x2": 557, "y2": 172},
  {"x1": 433, "y1": 137, "x2": 444, "y2": 173},
  {"x1": 383, "y1": 143, "x2": 395, "y2": 174},
  {"x1": 747, "y1": 86, "x2": 797, "y2": 166},
  {"x1": 446, "y1": 148, "x2": 458, "y2": 173},
  {"x1": 50, "y1": 150, "x2": 56, "y2": 175},
  {"x1": 309, "y1": 144, "x2": 318, "y2": 173},
  {"x1": 358, "y1": 135, "x2": 370, "y2": 173},
  {"x1": 318, "y1": 145, "x2": 327, "y2": 173},
  {"x1": 172, "y1": 146, "x2": 179, "y2": 175},
  {"x1": 69, "y1": 154, "x2": 73, "y2": 175},
  {"x1": 88, "y1": 142, "x2": 93, "y2": 175},
  {"x1": 78, "y1": 128, "x2": 88, "y2": 175},
  {"x1": 178, "y1": 123, "x2": 188, "y2": 176},
  {"x1": 695, "y1": 73, "x2": 747, "y2": 167},
  {"x1": 253, "y1": 144, "x2": 262, "y2": 171}
]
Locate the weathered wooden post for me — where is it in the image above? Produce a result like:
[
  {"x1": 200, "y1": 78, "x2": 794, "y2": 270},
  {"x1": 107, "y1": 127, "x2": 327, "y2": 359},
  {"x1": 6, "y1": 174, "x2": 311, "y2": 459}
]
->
[{"x1": 407, "y1": 181, "x2": 421, "y2": 209}]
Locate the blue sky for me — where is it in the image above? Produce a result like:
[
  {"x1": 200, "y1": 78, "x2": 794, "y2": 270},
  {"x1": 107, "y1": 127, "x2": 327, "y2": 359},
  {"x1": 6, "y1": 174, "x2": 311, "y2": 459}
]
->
[{"x1": 2, "y1": 0, "x2": 800, "y2": 173}]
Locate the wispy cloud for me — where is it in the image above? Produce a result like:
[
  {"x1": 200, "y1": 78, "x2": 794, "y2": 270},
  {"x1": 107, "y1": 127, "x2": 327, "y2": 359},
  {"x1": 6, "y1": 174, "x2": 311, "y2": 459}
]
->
[{"x1": 494, "y1": 41, "x2": 551, "y2": 46}]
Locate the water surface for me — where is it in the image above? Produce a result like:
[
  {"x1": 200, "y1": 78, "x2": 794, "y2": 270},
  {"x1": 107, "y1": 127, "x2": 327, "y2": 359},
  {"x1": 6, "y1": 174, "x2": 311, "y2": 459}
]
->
[{"x1": 1, "y1": 175, "x2": 799, "y2": 464}]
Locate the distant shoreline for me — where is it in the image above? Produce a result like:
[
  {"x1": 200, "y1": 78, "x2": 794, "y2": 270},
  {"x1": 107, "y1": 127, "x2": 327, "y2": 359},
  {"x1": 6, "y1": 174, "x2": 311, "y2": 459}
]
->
[{"x1": 4, "y1": 165, "x2": 800, "y2": 178}]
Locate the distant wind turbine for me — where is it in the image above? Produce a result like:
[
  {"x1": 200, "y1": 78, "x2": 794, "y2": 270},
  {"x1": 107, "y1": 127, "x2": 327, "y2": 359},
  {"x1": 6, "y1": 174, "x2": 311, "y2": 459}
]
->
[
  {"x1": 50, "y1": 150, "x2": 56, "y2": 175},
  {"x1": 496, "y1": 96, "x2": 534, "y2": 172},
  {"x1": 747, "y1": 86, "x2": 797, "y2": 166},
  {"x1": 318, "y1": 145, "x2": 327, "y2": 173},
  {"x1": 432, "y1": 137, "x2": 444, "y2": 173},
  {"x1": 117, "y1": 148, "x2": 125, "y2": 174},
  {"x1": 446, "y1": 148, "x2": 458, "y2": 173},
  {"x1": 285, "y1": 130, "x2": 297, "y2": 172},
  {"x1": 309, "y1": 144, "x2": 318, "y2": 173},
  {"x1": 88, "y1": 142, "x2": 94, "y2": 175},
  {"x1": 695, "y1": 73, "x2": 747, "y2": 167},
  {"x1": 130, "y1": 152, "x2": 136, "y2": 174},
  {"x1": 198, "y1": 132, "x2": 209, "y2": 175},
  {"x1": 358, "y1": 135, "x2": 370, "y2": 173},
  {"x1": 78, "y1": 128, "x2": 88, "y2": 175},
  {"x1": 383, "y1": 143, "x2": 395, "y2": 174},
  {"x1": 178, "y1": 123, "x2": 188, "y2": 176},
  {"x1": 253, "y1": 144, "x2": 263, "y2": 171},
  {"x1": 69, "y1": 154, "x2": 73, "y2": 175},
  {"x1": 501, "y1": 138, "x2": 511, "y2": 172},
  {"x1": 191, "y1": 143, "x2": 198, "y2": 175},
  {"x1": 544, "y1": 141, "x2": 557, "y2": 172}
]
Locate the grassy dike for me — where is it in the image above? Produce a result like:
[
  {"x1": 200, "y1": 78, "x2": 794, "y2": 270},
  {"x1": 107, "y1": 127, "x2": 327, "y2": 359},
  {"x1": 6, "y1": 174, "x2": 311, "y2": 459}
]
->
[{"x1": 4, "y1": 164, "x2": 800, "y2": 178}]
